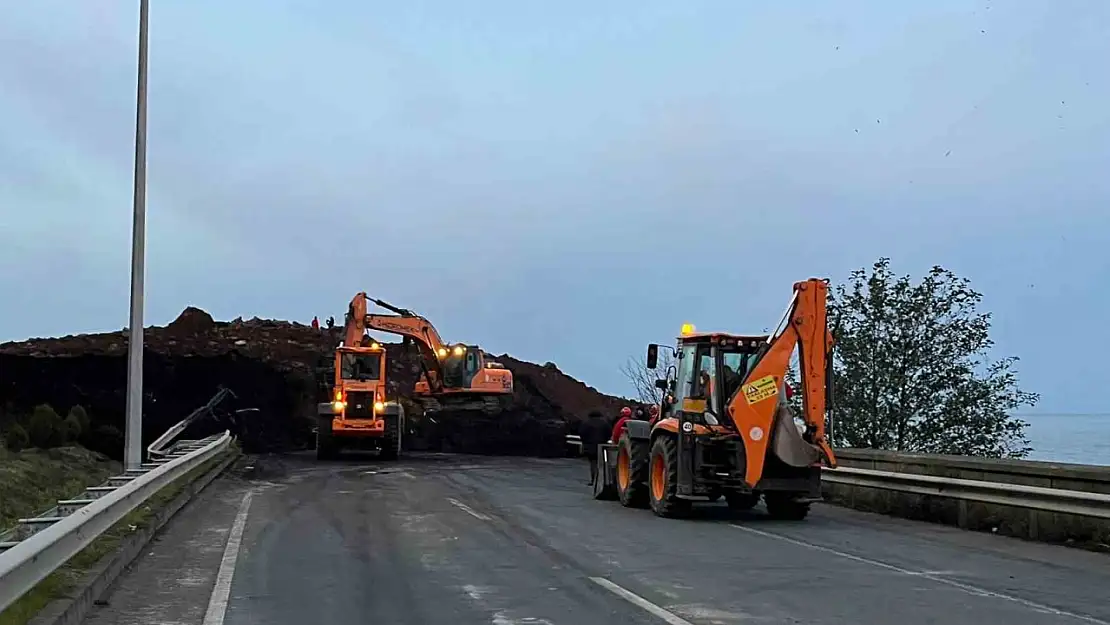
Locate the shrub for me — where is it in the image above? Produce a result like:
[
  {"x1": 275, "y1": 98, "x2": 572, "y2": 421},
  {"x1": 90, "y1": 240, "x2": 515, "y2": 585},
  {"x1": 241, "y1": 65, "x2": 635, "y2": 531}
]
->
[
  {"x1": 5, "y1": 423, "x2": 29, "y2": 452},
  {"x1": 28, "y1": 404, "x2": 65, "y2": 449},
  {"x1": 67, "y1": 405, "x2": 92, "y2": 438},
  {"x1": 63, "y1": 414, "x2": 84, "y2": 443}
]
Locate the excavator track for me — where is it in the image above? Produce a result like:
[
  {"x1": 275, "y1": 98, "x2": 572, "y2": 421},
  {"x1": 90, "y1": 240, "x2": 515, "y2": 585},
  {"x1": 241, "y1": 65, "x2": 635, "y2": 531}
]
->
[{"x1": 420, "y1": 396, "x2": 507, "y2": 415}]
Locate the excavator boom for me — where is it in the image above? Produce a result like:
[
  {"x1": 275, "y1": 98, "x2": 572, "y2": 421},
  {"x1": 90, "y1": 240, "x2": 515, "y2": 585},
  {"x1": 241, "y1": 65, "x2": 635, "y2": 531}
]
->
[
  {"x1": 344, "y1": 292, "x2": 513, "y2": 408},
  {"x1": 724, "y1": 278, "x2": 838, "y2": 486}
]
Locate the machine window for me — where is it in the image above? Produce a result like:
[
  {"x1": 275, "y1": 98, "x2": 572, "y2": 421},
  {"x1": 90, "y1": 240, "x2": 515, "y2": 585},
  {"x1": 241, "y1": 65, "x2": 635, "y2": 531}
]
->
[
  {"x1": 673, "y1": 344, "x2": 697, "y2": 404},
  {"x1": 721, "y1": 351, "x2": 754, "y2": 401},
  {"x1": 340, "y1": 353, "x2": 381, "y2": 381},
  {"x1": 691, "y1": 349, "x2": 716, "y2": 398}
]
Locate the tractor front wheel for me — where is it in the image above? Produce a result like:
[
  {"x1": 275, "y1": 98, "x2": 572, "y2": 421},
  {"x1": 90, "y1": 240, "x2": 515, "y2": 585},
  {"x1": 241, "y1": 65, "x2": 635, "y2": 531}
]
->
[{"x1": 616, "y1": 434, "x2": 648, "y2": 508}]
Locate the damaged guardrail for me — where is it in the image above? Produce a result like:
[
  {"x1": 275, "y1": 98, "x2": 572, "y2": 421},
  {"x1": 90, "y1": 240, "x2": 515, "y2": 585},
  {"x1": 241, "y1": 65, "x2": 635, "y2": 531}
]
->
[{"x1": 0, "y1": 393, "x2": 237, "y2": 614}]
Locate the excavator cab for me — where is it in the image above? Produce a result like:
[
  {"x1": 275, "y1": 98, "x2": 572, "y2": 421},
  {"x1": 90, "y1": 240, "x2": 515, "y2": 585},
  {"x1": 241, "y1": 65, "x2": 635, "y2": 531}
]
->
[{"x1": 435, "y1": 343, "x2": 483, "y2": 389}]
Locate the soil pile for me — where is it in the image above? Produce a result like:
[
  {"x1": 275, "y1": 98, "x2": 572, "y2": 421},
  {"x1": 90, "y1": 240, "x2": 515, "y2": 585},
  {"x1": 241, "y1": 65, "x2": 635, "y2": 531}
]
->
[{"x1": 0, "y1": 308, "x2": 633, "y2": 458}]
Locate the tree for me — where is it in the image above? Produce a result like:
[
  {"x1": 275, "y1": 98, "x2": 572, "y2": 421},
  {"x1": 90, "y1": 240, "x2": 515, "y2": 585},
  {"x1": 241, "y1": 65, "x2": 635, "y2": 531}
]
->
[
  {"x1": 828, "y1": 258, "x2": 1037, "y2": 458},
  {"x1": 620, "y1": 347, "x2": 676, "y2": 404}
]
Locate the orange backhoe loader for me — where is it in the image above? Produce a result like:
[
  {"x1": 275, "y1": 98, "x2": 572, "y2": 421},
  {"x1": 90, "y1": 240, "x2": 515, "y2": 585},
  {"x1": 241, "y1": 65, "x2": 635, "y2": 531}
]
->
[
  {"x1": 315, "y1": 305, "x2": 405, "y2": 461},
  {"x1": 591, "y1": 278, "x2": 838, "y2": 520},
  {"x1": 346, "y1": 293, "x2": 513, "y2": 415}
]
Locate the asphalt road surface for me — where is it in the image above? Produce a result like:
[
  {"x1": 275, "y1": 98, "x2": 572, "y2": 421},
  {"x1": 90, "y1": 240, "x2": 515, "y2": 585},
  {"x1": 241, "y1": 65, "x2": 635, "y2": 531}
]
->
[{"x1": 81, "y1": 452, "x2": 1110, "y2": 625}]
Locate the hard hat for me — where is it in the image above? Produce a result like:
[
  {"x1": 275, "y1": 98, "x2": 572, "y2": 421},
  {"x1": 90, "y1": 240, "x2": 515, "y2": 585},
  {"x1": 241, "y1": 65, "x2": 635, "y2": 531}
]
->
[{"x1": 620, "y1": 407, "x2": 632, "y2": 417}]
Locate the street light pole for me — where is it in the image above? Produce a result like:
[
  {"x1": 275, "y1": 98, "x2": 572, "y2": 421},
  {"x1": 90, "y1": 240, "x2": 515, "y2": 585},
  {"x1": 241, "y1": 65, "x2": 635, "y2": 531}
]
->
[{"x1": 124, "y1": 0, "x2": 150, "y2": 471}]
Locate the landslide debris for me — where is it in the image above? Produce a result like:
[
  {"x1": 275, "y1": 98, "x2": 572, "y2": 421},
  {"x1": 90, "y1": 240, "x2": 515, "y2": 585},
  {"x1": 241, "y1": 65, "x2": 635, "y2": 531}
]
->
[{"x1": 0, "y1": 307, "x2": 633, "y2": 458}]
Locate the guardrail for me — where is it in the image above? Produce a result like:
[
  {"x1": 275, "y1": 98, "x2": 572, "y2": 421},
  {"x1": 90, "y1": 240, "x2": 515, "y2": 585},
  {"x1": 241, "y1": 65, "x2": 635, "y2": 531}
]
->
[
  {"x1": 0, "y1": 393, "x2": 237, "y2": 614},
  {"x1": 821, "y1": 466, "x2": 1110, "y2": 520},
  {"x1": 564, "y1": 434, "x2": 1110, "y2": 521}
]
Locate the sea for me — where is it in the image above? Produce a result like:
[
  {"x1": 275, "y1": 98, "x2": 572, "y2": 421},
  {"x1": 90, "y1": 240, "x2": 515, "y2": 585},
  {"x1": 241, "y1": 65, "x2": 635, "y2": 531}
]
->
[{"x1": 1022, "y1": 414, "x2": 1110, "y2": 465}]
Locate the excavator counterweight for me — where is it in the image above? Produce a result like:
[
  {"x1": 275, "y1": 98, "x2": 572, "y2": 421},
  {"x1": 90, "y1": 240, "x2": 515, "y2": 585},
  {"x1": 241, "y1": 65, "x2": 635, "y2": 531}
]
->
[{"x1": 590, "y1": 278, "x2": 838, "y2": 521}]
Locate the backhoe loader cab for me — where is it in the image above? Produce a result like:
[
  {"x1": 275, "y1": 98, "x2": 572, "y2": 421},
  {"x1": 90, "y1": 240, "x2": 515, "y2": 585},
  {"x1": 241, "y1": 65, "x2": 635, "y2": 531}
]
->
[
  {"x1": 316, "y1": 341, "x2": 404, "y2": 461},
  {"x1": 591, "y1": 278, "x2": 838, "y2": 521}
]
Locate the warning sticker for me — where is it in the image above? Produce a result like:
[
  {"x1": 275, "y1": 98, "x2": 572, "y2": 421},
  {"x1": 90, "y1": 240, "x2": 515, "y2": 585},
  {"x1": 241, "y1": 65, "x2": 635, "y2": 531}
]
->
[{"x1": 743, "y1": 375, "x2": 779, "y2": 404}]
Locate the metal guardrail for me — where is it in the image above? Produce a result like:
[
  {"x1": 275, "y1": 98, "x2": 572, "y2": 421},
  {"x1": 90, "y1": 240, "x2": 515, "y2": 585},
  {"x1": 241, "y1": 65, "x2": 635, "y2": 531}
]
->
[
  {"x1": 0, "y1": 395, "x2": 236, "y2": 614},
  {"x1": 564, "y1": 435, "x2": 1110, "y2": 519},
  {"x1": 821, "y1": 465, "x2": 1110, "y2": 519}
]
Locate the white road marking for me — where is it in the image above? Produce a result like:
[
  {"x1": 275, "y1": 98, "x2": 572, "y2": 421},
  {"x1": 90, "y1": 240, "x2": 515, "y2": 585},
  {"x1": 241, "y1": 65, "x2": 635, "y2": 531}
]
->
[
  {"x1": 447, "y1": 497, "x2": 492, "y2": 521},
  {"x1": 730, "y1": 524, "x2": 1109, "y2": 625},
  {"x1": 589, "y1": 577, "x2": 696, "y2": 625},
  {"x1": 202, "y1": 491, "x2": 254, "y2": 625}
]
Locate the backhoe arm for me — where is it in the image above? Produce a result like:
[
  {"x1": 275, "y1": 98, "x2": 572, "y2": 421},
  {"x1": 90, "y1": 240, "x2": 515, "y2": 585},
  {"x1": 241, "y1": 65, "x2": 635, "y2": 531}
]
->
[
  {"x1": 724, "y1": 278, "x2": 838, "y2": 487},
  {"x1": 345, "y1": 293, "x2": 452, "y2": 393}
]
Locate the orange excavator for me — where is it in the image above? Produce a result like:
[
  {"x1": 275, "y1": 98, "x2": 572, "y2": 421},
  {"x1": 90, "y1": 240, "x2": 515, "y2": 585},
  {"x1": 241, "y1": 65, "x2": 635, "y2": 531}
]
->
[
  {"x1": 591, "y1": 278, "x2": 838, "y2": 520},
  {"x1": 346, "y1": 293, "x2": 513, "y2": 415},
  {"x1": 316, "y1": 309, "x2": 404, "y2": 461}
]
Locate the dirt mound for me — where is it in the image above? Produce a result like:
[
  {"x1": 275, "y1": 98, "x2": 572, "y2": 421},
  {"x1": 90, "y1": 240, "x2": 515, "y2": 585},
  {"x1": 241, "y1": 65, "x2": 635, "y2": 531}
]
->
[
  {"x1": 492, "y1": 355, "x2": 628, "y2": 422},
  {"x1": 0, "y1": 309, "x2": 632, "y2": 457},
  {"x1": 167, "y1": 306, "x2": 216, "y2": 336}
]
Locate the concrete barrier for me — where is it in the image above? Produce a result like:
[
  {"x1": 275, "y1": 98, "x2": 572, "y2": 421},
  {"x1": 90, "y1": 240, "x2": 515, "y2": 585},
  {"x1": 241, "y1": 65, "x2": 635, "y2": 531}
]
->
[{"x1": 823, "y1": 449, "x2": 1110, "y2": 549}]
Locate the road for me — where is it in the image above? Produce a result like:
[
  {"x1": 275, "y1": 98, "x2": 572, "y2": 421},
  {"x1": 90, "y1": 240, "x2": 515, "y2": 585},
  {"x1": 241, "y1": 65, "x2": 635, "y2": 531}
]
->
[{"x1": 82, "y1": 452, "x2": 1110, "y2": 625}]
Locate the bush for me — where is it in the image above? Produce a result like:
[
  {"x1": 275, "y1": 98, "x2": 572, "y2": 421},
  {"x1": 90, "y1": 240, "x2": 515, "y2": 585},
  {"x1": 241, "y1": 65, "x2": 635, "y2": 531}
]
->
[
  {"x1": 67, "y1": 405, "x2": 92, "y2": 438},
  {"x1": 5, "y1": 423, "x2": 29, "y2": 452},
  {"x1": 27, "y1": 404, "x2": 65, "y2": 449}
]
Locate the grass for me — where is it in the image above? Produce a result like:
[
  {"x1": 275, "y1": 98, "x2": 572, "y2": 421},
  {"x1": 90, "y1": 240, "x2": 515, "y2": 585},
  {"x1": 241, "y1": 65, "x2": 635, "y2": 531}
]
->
[
  {"x1": 0, "y1": 446, "x2": 119, "y2": 530},
  {"x1": 0, "y1": 446, "x2": 239, "y2": 625}
]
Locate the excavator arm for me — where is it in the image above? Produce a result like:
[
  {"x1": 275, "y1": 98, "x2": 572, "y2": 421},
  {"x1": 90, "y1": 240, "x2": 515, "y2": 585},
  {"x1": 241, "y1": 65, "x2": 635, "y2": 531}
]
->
[
  {"x1": 724, "y1": 278, "x2": 838, "y2": 487},
  {"x1": 345, "y1": 292, "x2": 449, "y2": 393}
]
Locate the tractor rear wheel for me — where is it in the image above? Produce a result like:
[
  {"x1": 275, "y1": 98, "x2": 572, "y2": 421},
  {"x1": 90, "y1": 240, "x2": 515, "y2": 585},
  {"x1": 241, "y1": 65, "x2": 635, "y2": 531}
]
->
[
  {"x1": 616, "y1": 434, "x2": 648, "y2": 508},
  {"x1": 764, "y1": 492, "x2": 811, "y2": 520},
  {"x1": 649, "y1": 435, "x2": 690, "y2": 518}
]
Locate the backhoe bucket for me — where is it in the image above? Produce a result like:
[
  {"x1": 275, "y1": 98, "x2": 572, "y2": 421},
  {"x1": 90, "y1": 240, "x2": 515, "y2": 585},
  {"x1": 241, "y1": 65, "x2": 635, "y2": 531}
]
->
[{"x1": 770, "y1": 403, "x2": 821, "y2": 468}]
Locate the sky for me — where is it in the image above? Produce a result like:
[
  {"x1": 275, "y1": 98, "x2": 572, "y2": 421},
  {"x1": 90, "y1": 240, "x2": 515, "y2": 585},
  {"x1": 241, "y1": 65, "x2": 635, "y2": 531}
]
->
[{"x1": 1, "y1": 1, "x2": 1107, "y2": 413}]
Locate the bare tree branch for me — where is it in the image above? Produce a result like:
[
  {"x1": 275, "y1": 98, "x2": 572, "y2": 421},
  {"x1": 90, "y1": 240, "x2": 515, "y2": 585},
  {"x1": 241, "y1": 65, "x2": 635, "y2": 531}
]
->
[{"x1": 620, "y1": 349, "x2": 675, "y2": 404}]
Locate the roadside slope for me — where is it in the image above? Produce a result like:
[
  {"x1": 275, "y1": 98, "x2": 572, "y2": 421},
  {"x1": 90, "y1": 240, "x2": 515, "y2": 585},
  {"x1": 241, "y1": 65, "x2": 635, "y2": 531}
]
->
[{"x1": 0, "y1": 445, "x2": 119, "y2": 528}]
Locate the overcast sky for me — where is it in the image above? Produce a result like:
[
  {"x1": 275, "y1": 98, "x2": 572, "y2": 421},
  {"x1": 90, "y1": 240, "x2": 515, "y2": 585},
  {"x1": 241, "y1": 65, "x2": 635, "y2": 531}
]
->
[{"x1": 1, "y1": 1, "x2": 1107, "y2": 412}]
